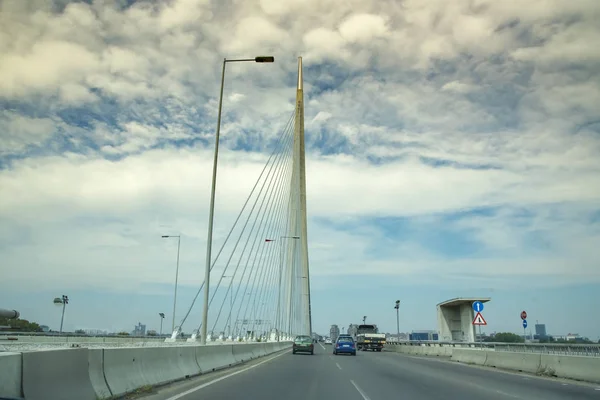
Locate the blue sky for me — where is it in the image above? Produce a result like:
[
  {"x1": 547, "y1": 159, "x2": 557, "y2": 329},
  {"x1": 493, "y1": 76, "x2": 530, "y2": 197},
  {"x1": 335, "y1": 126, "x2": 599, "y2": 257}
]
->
[{"x1": 1, "y1": 0, "x2": 599, "y2": 340}]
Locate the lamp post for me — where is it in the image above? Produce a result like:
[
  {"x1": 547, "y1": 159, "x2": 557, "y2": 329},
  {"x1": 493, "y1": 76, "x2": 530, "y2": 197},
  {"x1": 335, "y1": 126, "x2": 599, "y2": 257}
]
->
[
  {"x1": 53, "y1": 295, "x2": 69, "y2": 334},
  {"x1": 161, "y1": 235, "x2": 181, "y2": 332},
  {"x1": 159, "y1": 313, "x2": 165, "y2": 336},
  {"x1": 394, "y1": 300, "x2": 400, "y2": 338},
  {"x1": 363, "y1": 315, "x2": 367, "y2": 325},
  {"x1": 201, "y1": 56, "x2": 275, "y2": 345}
]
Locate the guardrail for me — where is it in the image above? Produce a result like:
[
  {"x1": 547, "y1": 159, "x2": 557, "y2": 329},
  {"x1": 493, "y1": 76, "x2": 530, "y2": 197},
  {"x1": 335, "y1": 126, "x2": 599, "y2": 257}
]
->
[
  {"x1": 385, "y1": 340, "x2": 600, "y2": 357},
  {"x1": 0, "y1": 331, "x2": 166, "y2": 338}
]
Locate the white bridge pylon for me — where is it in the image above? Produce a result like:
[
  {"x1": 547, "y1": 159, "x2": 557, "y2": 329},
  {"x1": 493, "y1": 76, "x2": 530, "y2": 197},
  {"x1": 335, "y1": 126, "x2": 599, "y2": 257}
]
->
[{"x1": 166, "y1": 57, "x2": 312, "y2": 343}]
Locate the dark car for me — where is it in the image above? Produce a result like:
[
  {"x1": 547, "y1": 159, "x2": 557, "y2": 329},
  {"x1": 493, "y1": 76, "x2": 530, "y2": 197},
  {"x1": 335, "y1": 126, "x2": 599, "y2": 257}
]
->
[
  {"x1": 333, "y1": 336, "x2": 356, "y2": 356},
  {"x1": 293, "y1": 335, "x2": 314, "y2": 355}
]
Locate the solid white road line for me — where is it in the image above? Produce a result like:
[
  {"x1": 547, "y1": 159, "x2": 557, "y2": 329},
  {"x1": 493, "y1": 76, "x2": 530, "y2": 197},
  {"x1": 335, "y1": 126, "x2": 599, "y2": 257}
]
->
[
  {"x1": 350, "y1": 380, "x2": 372, "y2": 400},
  {"x1": 165, "y1": 350, "x2": 290, "y2": 400}
]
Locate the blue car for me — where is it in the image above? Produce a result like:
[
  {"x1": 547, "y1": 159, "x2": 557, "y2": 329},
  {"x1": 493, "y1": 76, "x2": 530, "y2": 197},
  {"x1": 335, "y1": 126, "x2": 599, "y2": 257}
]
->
[{"x1": 333, "y1": 337, "x2": 356, "y2": 356}]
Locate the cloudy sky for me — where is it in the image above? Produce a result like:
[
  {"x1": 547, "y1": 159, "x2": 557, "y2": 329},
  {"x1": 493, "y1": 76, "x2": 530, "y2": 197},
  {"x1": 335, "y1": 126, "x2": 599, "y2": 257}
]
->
[{"x1": 1, "y1": 0, "x2": 599, "y2": 339}]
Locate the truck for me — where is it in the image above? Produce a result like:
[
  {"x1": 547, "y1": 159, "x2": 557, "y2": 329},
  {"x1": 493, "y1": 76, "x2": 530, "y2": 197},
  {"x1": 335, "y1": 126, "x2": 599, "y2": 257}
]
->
[{"x1": 355, "y1": 324, "x2": 386, "y2": 351}]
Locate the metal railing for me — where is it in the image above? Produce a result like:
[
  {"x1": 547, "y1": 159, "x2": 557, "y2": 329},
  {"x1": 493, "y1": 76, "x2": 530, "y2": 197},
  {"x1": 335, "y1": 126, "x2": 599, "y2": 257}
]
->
[{"x1": 386, "y1": 340, "x2": 600, "y2": 357}]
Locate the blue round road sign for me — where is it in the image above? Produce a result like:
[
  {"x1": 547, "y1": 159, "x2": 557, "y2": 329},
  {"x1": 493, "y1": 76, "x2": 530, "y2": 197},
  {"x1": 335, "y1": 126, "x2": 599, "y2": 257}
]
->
[
  {"x1": 522, "y1": 319, "x2": 528, "y2": 329},
  {"x1": 472, "y1": 301, "x2": 484, "y2": 313}
]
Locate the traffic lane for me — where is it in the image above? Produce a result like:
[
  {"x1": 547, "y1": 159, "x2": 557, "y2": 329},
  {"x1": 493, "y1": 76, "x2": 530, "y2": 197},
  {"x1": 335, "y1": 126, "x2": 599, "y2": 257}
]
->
[
  {"x1": 335, "y1": 349, "x2": 600, "y2": 400},
  {"x1": 162, "y1": 343, "x2": 366, "y2": 400}
]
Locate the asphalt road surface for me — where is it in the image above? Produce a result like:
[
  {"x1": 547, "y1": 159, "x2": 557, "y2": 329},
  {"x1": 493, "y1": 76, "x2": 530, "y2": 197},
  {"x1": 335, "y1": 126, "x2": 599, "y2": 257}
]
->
[{"x1": 136, "y1": 343, "x2": 600, "y2": 400}]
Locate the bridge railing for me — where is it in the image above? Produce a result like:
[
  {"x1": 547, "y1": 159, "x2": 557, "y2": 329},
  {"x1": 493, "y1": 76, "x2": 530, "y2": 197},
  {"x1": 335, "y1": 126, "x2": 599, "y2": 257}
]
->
[{"x1": 385, "y1": 340, "x2": 600, "y2": 357}]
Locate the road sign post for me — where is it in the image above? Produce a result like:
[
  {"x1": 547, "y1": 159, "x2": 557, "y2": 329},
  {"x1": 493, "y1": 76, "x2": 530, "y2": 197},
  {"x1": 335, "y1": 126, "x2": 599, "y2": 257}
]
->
[
  {"x1": 522, "y1": 319, "x2": 528, "y2": 342},
  {"x1": 472, "y1": 301, "x2": 484, "y2": 313},
  {"x1": 472, "y1": 300, "x2": 486, "y2": 342},
  {"x1": 472, "y1": 311, "x2": 487, "y2": 346}
]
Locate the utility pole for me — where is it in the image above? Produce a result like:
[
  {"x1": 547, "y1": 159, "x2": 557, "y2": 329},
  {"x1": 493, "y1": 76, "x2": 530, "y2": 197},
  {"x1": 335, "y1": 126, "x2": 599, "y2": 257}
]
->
[{"x1": 394, "y1": 300, "x2": 400, "y2": 337}]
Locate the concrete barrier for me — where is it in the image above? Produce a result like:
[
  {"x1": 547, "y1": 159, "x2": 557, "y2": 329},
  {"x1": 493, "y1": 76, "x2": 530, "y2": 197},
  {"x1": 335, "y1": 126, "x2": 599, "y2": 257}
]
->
[
  {"x1": 88, "y1": 349, "x2": 112, "y2": 399},
  {"x1": 102, "y1": 347, "x2": 146, "y2": 397},
  {"x1": 0, "y1": 352, "x2": 22, "y2": 399},
  {"x1": 22, "y1": 348, "x2": 97, "y2": 400},
  {"x1": 391, "y1": 344, "x2": 600, "y2": 384},
  {"x1": 196, "y1": 344, "x2": 236, "y2": 372},
  {"x1": 103, "y1": 346, "x2": 202, "y2": 397},
  {"x1": 485, "y1": 351, "x2": 542, "y2": 374},
  {"x1": 540, "y1": 354, "x2": 600, "y2": 383},
  {"x1": 450, "y1": 348, "x2": 488, "y2": 365},
  {"x1": 232, "y1": 343, "x2": 256, "y2": 363},
  {"x1": 249, "y1": 343, "x2": 267, "y2": 358},
  {"x1": 0, "y1": 341, "x2": 291, "y2": 400}
]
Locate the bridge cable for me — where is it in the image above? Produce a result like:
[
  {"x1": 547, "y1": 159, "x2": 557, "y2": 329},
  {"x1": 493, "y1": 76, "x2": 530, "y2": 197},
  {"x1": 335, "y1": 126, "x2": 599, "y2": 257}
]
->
[
  {"x1": 176, "y1": 110, "x2": 295, "y2": 330},
  {"x1": 204, "y1": 114, "x2": 295, "y2": 334},
  {"x1": 209, "y1": 125, "x2": 294, "y2": 335},
  {"x1": 228, "y1": 130, "x2": 294, "y2": 335}
]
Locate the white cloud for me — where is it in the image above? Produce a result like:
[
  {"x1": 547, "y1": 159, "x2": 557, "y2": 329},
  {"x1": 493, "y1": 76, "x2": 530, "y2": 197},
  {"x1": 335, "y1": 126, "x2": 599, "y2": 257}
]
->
[
  {"x1": 0, "y1": 112, "x2": 57, "y2": 155},
  {"x1": 338, "y1": 14, "x2": 389, "y2": 43},
  {"x1": 441, "y1": 81, "x2": 477, "y2": 94}
]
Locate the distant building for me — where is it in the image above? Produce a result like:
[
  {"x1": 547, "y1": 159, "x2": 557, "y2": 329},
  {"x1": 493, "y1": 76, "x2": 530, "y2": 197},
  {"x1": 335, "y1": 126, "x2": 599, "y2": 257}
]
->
[
  {"x1": 409, "y1": 330, "x2": 438, "y2": 341},
  {"x1": 348, "y1": 324, "x2": 358, "y2": 338},
  {"x1": 330, "y1": 325, "x2": 340, "y2": 341},
  {"x1": 39, "y1": 325, "x2": 50, "y2": 333},
  {"x1": 535, "y1": 324, "x2": 547, "y2": 338},
  {"x1": 83, "y1": 329, "x2": 108, "y2": 335},
  {"x1": 566, "y1": 333, "x2": 582, "y2": 341},
  {"x1": 133, "y1": 322, "x2": 146, "y2": 336}
]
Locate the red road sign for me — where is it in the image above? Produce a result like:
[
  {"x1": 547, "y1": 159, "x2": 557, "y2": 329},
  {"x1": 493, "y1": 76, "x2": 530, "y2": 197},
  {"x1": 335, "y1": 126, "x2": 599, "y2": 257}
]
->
[
  {"x1": 521, "y1": 311, "x2": 527, "y2": 320},
  {"x1": 472, "y1": 312, "x2": 487, "y2": 326}
]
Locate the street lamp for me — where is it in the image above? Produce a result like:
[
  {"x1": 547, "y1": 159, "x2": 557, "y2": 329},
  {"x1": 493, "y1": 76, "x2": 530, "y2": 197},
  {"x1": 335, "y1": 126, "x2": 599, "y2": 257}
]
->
[
  {"x1": 159, "y1": 313, "x2": 165, "y2": 336},
  {"x1": 201, "y1": 55, "x2": 275, "y2": 345},
  {"x1": 394, "y1": 300, "x2": 400, "y2": 338},
  {"x1": 53, "y1": 295, "x2": 69, "y2": 334},
  {"x1": 162, "y1": 235, "x2": 181, "y2": 332},
  {"x1": 363, "y1": 316, "x2": 367, "y2": 325}
]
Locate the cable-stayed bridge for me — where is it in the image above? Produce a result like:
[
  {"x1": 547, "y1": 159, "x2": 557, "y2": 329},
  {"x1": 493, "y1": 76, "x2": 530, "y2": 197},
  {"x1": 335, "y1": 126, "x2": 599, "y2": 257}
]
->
[
  {"x1": 3, "y1": 57, "x2": 600, "y2": 400},
  {"x1": 167, "y1": 57, "x2": 312, "y2": 344}
]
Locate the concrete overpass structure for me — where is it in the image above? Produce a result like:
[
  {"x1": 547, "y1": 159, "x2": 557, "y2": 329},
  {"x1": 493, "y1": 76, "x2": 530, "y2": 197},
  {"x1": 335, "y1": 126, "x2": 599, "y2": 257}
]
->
[{"x1": 437, "y1": 297, "x2": 491, "y2": 342}]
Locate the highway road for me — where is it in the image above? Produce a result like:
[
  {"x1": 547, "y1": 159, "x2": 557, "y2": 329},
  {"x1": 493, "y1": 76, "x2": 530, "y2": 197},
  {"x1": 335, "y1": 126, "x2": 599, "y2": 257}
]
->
[{"x1": 136, "y1": 343, "x2": 600, "y2": 400}]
